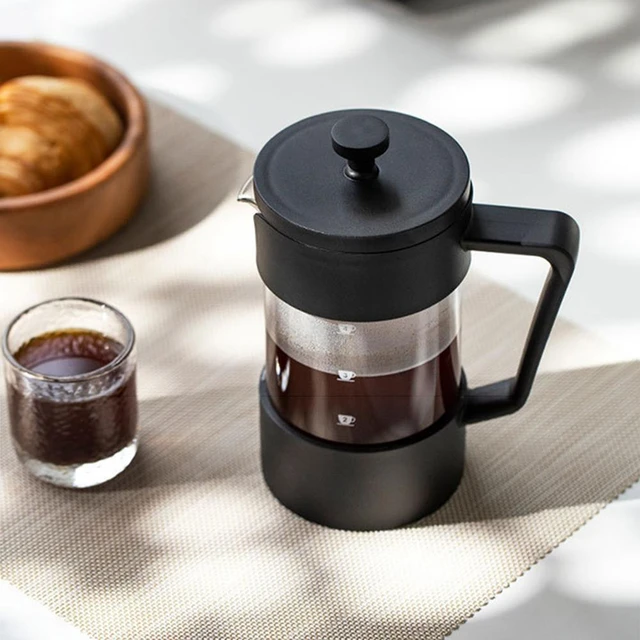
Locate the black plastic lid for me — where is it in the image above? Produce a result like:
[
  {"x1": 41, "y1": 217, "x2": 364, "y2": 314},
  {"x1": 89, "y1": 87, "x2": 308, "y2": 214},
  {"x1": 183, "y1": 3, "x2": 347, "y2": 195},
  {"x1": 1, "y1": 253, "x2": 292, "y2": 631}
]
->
[{"x1": 253, "y1": 109, "x2": 471, "y2": 253}]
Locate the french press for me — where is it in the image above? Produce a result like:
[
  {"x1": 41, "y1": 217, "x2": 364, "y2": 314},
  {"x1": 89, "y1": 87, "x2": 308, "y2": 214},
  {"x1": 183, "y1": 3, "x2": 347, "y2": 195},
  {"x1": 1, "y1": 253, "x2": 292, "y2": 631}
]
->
[{"x1": 239, "y1": 109, "x2": 579, "y2": 531}]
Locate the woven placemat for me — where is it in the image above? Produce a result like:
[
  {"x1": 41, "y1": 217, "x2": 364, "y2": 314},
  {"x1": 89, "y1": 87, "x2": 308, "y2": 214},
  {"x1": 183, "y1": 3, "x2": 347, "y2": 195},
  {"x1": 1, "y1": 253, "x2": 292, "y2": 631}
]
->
[{"x1": 0, "y1": 102, "x2": 639, "y2": 640}]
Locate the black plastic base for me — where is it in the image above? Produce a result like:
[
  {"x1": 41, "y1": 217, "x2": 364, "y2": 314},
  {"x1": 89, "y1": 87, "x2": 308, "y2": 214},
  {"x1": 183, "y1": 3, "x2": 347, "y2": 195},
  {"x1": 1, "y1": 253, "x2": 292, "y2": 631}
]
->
[{"x1": 259, "y1": 376, "x2": 465, "y2": 531}]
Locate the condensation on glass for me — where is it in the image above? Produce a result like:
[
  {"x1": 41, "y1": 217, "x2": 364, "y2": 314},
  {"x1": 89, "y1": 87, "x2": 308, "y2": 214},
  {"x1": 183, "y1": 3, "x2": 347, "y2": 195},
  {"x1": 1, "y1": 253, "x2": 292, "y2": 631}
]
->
[{"x1": 265, "y1": 287, "x2": 462, "y2": 444}]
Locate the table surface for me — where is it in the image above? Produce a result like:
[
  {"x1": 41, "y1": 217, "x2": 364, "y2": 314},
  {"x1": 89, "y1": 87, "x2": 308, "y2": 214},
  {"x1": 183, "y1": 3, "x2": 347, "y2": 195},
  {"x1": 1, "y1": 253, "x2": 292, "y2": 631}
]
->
[{"x1": 1, "y1": 0, "x2": 639, "y2": 637}]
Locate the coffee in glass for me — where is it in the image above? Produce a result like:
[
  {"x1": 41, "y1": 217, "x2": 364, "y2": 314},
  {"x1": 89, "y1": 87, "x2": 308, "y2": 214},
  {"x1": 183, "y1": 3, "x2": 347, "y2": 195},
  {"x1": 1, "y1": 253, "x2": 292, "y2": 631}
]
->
[{"x1": 3, "y1": 298, "x2": 138, "y2": 488}]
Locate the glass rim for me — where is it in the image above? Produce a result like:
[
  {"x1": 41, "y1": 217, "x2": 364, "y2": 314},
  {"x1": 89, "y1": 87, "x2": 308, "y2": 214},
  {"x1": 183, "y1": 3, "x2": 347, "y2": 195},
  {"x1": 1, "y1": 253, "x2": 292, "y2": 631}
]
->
[{"x1": 2, "y1": 297, "x2": 136, "y2": 383}]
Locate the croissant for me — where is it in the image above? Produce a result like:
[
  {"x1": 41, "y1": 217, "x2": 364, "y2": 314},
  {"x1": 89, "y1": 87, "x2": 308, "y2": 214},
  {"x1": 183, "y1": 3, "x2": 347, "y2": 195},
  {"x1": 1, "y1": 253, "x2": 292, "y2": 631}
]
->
[
  {"x1": 0, "y1": 75, "x2": 124, "y2": 197},
  {"x1": 0, "y1": 125, "x2": 68, "y2": 196}
]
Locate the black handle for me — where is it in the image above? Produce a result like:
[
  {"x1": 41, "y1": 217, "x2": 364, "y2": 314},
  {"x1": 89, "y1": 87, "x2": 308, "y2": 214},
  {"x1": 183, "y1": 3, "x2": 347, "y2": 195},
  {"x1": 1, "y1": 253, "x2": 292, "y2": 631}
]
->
[{"x1": 461, "y1": 204, "x2": 580, "y2": 424}]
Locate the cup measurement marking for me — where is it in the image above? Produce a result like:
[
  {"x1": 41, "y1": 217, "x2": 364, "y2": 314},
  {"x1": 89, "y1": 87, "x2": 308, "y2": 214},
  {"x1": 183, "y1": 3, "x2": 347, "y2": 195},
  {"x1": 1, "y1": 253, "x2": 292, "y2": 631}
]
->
[
  {"x1": 338, "y1": 324, "x2": 356, "y2": 335},
  {"x1": 337, "y1": 369, "x2": 356, "y2": 382},
  {"x1": 337, "y1": 414, "x2": 356, "y2": 427}
]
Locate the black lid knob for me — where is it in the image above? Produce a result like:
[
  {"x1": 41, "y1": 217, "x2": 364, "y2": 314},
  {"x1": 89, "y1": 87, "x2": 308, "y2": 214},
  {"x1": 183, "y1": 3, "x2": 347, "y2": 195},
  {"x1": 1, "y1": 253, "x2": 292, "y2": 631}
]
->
[{"x1": 331, "y1": 115, "x2": 390, "y2": 180}]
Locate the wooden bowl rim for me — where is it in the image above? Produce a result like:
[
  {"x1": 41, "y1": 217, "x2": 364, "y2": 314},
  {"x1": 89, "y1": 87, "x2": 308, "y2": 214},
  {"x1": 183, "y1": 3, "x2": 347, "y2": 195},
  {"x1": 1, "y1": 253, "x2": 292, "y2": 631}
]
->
[{"x1": 0, "y1": 41, "x2": 147, "y2": 214}]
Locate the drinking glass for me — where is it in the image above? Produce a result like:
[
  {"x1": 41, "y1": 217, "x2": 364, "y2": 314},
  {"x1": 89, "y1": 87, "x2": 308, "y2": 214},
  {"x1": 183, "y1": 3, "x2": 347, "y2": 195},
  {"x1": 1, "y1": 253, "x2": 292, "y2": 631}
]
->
[{"x1": 3, "y1": 298, "x2": 138, "y2": 488}]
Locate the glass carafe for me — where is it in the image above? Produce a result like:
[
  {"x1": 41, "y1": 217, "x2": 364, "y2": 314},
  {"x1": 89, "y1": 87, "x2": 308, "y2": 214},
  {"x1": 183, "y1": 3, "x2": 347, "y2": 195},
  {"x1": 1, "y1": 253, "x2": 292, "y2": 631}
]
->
[{"x1": 265, "y1": 288, "x2": 461, "y2": 444}]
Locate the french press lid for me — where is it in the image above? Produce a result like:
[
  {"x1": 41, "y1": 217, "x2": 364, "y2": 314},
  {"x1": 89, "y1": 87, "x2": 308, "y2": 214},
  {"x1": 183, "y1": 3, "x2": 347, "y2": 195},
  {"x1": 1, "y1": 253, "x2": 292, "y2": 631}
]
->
[
  {"x1": 253, "y1": 109, "x2": 471, "y2": 253},
  {"x1": 251, "y1": 109, "x2": 475, "y2": 321}
]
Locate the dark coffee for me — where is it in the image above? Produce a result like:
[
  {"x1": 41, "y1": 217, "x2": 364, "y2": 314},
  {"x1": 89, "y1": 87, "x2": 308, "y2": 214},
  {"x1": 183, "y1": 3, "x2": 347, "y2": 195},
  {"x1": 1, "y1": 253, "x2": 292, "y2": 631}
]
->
[
  {"x1": 8, "y1": 329, "x2": 137, "y2": 466},
  {"x1": 266, "y1": 333, "x2": 460, "y2": 444}
]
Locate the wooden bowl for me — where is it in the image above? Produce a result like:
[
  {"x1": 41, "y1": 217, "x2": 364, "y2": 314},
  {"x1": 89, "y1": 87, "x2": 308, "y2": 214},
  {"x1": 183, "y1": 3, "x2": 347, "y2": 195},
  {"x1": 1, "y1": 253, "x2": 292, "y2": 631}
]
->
[{"x1": 0, "y1": 42, "x2": 149, "y2": 270}]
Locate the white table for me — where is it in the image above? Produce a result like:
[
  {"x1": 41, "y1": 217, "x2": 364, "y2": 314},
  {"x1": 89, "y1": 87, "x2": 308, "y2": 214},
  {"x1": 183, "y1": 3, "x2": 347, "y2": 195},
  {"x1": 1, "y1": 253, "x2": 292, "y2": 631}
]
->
[{"x1": 1, "y1": 0, "x2": 639, "y2": 637}]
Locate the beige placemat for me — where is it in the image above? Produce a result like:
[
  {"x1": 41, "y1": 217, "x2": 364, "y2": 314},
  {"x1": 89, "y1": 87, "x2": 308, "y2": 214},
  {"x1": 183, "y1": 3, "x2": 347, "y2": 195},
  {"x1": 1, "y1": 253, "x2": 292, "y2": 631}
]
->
[{"x1": 0, "y1": 102, "x2": 639, "y2": 640}]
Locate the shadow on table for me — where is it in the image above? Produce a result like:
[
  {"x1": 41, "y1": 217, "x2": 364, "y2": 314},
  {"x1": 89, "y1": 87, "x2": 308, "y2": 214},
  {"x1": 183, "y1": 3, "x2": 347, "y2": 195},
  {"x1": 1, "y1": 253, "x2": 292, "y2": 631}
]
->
[
  {"x1": 0, "y1": 379, "x2": 263, "y2": 596},
  {"x1": 95, "y1": 381, "x2": 261, "y2": 493},
  {"x1": 1, "y1": 268, "x2": 637, "y2": 611},
  {"x1": 141, "y1": 590, "x2": 640, "y2": 640},
  {"x1": 1, "y1": 356, "x2": 637, "y2": 632},
  {"x1": 70, "y1": 100, "x2": 253, "y2": 263},
  {"x1": 402, "y1": 0, "x2": 507, "y2": 14},
  {"x1": 106, "y1": 359, "x2": 639, "y2": 525},
  {"x1": 410, "y1": 360, "x2": 640, "y2": 526}
]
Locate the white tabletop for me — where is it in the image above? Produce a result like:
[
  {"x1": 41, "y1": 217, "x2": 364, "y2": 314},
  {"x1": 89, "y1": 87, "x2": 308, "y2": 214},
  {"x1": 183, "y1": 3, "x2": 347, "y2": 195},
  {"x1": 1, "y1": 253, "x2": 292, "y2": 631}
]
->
[{"x1": 1, "y1": 0, "x2": 639, "y2": 637}]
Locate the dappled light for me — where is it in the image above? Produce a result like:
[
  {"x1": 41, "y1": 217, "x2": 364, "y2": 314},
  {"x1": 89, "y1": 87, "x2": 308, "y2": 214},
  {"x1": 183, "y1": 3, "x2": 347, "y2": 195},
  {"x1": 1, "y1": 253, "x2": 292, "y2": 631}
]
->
[
  {"x1": 460, "y1": 0, "x2": 632, "y2": 60},
  {"x1": 605, "y1": 41, "x2": 640, "y2": 86},
  {"x1": 591, "y1": 322, "x2": 640, "y2": 359},
  {"x1": 470, "y1": 253, "x2": 547, "y2": 289},
  {"x1": 396, "y1": 63, "x2": 582, "y2": 133},
  {"x1": 589, "y1": 204, "x2": 640, "y2": 262},
  {"x1": 210, "y1": 0, "x2": 313, "y2": 40},
  {"x1": 1, "y1": 0, "x2": 639, "y2": 638},
  {"x1": 255, "y1": 7, "x2": 384, "y2": 67},
  {"x1": 463, "y1": 563, "x2": 547, "y2": 620},
  {"x1": 551, "y1": 116, "x2": 640, "y2": 192},
  {"x1": 173, "y1": 301, "x2": 264, "y2": 366},
  {"x1": 134, "y1": 62, "x2": 230, "y2": 104},
  {"x1": 0, "y1": 580, "x2": 92, "y2": 640},
  {"x1": 553, "y1": 505, "x2": 640, "y2": 605},
  {"x1": 327, "y1": 532, "x2": 513, "y2": 616},
  {"x1": 556, "y1": 550, "x2": 640, "y2": 605},
  {"x1": 38, "y1": 0, "x2": 152, "y2": 29}
]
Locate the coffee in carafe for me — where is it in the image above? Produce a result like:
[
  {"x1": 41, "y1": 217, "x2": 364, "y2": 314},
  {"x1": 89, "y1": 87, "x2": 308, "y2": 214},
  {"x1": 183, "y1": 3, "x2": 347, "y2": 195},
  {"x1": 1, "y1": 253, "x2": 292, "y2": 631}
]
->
[{"x1": 265, "y1": 289, "x2": 461, "y2": 444}]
